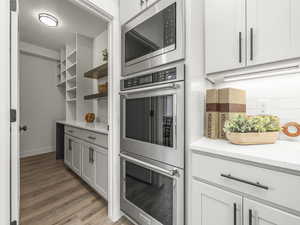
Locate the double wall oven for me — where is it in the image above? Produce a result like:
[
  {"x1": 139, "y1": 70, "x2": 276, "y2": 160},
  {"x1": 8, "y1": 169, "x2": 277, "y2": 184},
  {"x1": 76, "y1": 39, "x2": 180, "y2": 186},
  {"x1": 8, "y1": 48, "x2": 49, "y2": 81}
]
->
[
  {"x1": 120, "y1": 62, "x2": 185, "y2": 225},
  {"x1": 121, "y1": 0, "x2": 185, "y2": 223},
  {"x1": 122, "y1": 0, "x2": 185, "y2": 76}
]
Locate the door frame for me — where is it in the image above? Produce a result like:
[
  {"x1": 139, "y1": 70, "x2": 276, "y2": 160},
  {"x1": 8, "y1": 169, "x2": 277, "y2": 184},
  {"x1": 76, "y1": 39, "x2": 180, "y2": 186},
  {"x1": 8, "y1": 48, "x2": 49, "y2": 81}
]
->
[
  {"x1": 10, "y1": 0, "x2": 123, "y2": 223},
  {"x1": 0, "y1": 0, "x2": 12, "y2": 224}
]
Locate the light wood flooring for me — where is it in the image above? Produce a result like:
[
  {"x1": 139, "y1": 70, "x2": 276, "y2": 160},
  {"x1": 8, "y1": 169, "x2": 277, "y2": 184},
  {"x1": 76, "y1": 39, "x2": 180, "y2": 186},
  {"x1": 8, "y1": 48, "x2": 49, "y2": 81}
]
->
[{"x1": 20, "y1": 152, "x2": 133, "y2": 225}]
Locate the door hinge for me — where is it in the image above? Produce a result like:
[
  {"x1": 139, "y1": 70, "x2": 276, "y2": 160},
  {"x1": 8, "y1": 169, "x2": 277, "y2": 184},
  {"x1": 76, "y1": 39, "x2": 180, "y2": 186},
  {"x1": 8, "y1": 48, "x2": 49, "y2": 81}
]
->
[
  {"x1": 10, "y1": 109, "x2": 17, "y2": 123},
  {"x1": 11, "y1": 221, "x2": 17, "y2": 225},
  {"x1": 10, "y1": 0, "x2": 17, "y2": 12}
]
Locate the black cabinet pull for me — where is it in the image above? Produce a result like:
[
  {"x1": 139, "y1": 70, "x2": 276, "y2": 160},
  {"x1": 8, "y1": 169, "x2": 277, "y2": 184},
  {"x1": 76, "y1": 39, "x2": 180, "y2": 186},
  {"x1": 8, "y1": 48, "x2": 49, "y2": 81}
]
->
[
  {"x1": 239, "y1": 32, "x2": 242, "y2": 63},
  {"x1": 88, "y1": 136, "x2": 96, "y2": 140},
  {"x1": 249, "y1": 209, "x2": 253, "y2": 225},
  {"x1": 250, "y1": 28, "x2": 254, "y2": 60},
  {"x1": 221, "y1": 174, "x2": 269, "y2": 190},
  {"x1": 233, "y1": 203, "x2": 237, "y2": 225},
  {"x1": 89, "y1": 147, "x2": 94, "y2": 164},
  {"x1": 69, "y1": 139, "x2": 72, "y2": 151}
]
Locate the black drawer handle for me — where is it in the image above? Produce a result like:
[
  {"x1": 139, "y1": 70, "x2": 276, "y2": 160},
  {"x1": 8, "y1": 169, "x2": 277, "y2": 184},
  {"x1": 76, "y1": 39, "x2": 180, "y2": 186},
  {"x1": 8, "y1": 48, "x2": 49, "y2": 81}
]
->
[
  {"x1": 88, "y1": 136, "x2": 96, "y2": 140},
  {"x1": 221, "y1": 174, "x2": 269, "y2": 190},
  {"x1": 68, "y1": 130, "x2": 73, "y2": 133},
  {"x1": 233, "y1": 203, "x2": 237, "y2": 225},
  {"x1": 249, "y1": 209, "x2": 253, "y2": 225}
]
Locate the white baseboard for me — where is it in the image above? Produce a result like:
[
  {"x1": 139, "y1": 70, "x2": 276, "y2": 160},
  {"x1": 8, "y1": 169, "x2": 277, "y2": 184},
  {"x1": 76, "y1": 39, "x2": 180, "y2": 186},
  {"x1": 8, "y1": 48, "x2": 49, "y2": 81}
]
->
[{"x1": 20, "y1": 146, "x2": 55, "y2": 158}]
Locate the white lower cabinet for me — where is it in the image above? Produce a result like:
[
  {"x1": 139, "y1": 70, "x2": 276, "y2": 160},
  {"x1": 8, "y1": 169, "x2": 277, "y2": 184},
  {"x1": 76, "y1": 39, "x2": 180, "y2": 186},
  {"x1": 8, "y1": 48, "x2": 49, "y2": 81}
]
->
[
  {"x1": 71, "y1": 138, "x2": 82, "y2": 176},
  {"x1": 191, "y1": 179, "x2": 242, "y2": 225},
  {"x1": 64, "y1": 129, "x2": 108, "y2": 200},
  {"x1": 82, "y1": 143, "x2": 95, "y2": 185},
  {"x1": 244, "y1": 199, "x2": 300, "y2": 225},
  {"x1": 94, "y1": 147, "x2": 108, "y2": 199},
  {"x1": 64, "y1": 135, "x2": 73, "y2": 168},
  {"x1": 191, "y1": 152, "x2": 300, "y2": 225}
]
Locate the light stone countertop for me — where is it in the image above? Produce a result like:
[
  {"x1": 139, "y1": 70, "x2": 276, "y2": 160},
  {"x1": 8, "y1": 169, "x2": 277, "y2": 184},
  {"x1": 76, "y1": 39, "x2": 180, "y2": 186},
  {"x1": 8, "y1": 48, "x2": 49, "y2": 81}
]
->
[
  {"x1": 190, "y1": 137, "x2": 300, "y2": 172},
  {"x1": 57, "y1": 120, "x2": 108, "y2": 134}
]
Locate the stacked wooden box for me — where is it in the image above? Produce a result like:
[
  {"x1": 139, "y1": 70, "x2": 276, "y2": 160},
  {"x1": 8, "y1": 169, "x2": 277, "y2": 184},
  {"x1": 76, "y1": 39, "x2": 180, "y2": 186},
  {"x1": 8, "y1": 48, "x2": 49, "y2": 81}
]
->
[{"x1": 205, "y1": 88, "x2": 246, "y2": 139}]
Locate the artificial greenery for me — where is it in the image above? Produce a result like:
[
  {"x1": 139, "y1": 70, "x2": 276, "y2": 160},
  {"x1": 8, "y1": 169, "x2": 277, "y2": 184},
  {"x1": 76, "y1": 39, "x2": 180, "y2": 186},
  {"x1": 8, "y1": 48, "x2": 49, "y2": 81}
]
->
[{"x1": 223, "y1": 115, "x2": 281, "y2": 133}]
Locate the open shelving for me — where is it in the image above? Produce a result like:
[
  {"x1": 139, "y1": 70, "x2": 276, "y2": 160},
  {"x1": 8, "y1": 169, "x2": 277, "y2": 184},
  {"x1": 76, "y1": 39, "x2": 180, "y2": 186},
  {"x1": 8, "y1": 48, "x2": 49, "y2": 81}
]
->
[
  {"x1": 84, "y1": 92, "x2": 107, "y2": 100},
  {"x1": 84, "y1": 63, "x2": 108, "y2": 79}
]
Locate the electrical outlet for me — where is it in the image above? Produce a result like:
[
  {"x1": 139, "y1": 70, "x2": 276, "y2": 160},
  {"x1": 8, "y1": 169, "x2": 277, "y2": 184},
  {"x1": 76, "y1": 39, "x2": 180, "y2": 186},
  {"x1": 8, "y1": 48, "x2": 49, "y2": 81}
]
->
[{"x1": 257, "y1": 99, "x2": 269, "y2": 115}]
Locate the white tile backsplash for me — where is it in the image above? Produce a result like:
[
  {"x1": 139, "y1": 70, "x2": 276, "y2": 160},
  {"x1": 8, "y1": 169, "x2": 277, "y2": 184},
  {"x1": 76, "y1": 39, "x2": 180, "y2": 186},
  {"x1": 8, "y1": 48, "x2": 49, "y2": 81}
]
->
[{"x1": 216, "y1": 73, "x2": 300, "y2": 141}]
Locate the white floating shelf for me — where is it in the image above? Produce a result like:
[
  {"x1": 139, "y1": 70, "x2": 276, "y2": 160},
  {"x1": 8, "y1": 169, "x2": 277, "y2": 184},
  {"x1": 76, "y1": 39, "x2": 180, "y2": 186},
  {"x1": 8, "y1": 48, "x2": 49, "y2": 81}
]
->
[
  {"x1": 67, "y1": 76, "x2": 76, "y2": 82},
  {"x1": 56, "y1": 81, "x2": 66, "y2": 87},
  {"x1": 67, "y1": 62, "x2": 77, "y2": 71},
  {"x1": 66, "y1": 98, "x2": 76, "y2": 102},
  {"x1": 67, "y1": 87, "x2": 77, "y2": 92}
]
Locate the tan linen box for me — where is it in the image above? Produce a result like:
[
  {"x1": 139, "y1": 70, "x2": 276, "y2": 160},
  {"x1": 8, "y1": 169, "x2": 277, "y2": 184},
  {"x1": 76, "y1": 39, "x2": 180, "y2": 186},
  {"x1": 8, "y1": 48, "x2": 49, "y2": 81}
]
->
[
  {"x1": 218, "y1": 88, "x2": 246, "y2": 139},
  {"x1": 205, "y1": 89, "x2": 219, "y2": 139}
]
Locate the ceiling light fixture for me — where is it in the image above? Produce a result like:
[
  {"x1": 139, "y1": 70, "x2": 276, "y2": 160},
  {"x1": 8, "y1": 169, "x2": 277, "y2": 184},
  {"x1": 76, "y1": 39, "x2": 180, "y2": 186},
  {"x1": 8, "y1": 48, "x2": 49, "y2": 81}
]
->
[{"x1": 38, "y1": 13, "x2": 58, "y2": 27}]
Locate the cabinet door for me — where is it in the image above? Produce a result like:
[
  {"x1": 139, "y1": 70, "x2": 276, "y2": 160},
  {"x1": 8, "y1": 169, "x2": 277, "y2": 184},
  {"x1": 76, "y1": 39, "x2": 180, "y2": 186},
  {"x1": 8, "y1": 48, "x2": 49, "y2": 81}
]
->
[
  {"x1": 120, "y1": 0, "x2": 144, "y2": 24},
  {"x1": 247, "y1": 0, "x2": 294, "y2": 66},
  {"x1": 71, "y1": 139, "x2": 81, "y2": 176},
  {"x1": 191, "y1": 179, "x2": 242, "y2": 225},
  {"x1": 64, "y1": 135, "x2": 72, "y2": 167},
  {"x1": 94, "y1": 147, "x2": 108, "y2": 199},
  {"x1": 205, "y1": 0, "x2": 246, "y2": 74},
  {"x1": 146, "y1": 0, "x2": 159, "y2": 7},
  {"x1": 244, "y1": 198, "x2": 300, "y2": 225},
  {"x1": 81, "y1": 144, "x2": 95, "y2": 185}
]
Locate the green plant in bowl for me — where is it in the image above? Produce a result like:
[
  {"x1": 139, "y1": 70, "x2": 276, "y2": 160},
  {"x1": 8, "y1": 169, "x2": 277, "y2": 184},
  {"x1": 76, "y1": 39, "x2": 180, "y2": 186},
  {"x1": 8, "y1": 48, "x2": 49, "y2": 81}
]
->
[{"x1": 223, "y1": 115, "x2": 281, "y2": 145}]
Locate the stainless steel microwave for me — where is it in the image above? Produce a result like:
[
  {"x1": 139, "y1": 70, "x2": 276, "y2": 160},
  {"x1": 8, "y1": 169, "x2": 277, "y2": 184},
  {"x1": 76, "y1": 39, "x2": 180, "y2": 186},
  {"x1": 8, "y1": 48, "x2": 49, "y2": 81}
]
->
[{"x1": 122, "y1": 0, "x2": 185, "y2": 76}]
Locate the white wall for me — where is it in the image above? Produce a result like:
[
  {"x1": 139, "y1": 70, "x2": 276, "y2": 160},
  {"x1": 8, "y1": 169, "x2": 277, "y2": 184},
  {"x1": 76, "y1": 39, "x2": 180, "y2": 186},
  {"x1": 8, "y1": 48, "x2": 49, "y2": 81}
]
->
[
  {"x1": 216, "y1": 74, "x2": 300, "y2": 141},
  {"x1": 93, "y1": 29, "x2": 108, "y2": 123},
  {"x1": 20, "y1": 51, "x2": 65, "y2": 158}
]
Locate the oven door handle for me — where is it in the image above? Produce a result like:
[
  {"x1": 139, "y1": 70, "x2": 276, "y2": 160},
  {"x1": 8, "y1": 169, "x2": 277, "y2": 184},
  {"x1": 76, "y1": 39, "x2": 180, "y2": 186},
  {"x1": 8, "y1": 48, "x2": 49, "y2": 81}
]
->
[
  {"x1": 120, "y1": 153, "x2": 178, "y2": 177},
  {"x1": 119, "y1": 83, "x2": 180, "y2": 97}
]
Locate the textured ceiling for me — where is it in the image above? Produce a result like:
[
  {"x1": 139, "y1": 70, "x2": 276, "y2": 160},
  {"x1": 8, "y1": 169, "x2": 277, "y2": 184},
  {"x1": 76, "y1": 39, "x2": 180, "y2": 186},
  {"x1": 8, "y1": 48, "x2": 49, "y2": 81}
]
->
[{"x1": 20, "y1": 0, "x2": 108, "y2": 51}]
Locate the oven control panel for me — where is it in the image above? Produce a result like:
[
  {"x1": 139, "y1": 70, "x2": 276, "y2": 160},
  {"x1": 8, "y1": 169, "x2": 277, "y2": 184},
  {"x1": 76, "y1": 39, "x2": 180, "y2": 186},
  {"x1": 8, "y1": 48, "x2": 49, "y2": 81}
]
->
[{"x1": 123, "y1": 67, "x2": 177, "y2": 89}]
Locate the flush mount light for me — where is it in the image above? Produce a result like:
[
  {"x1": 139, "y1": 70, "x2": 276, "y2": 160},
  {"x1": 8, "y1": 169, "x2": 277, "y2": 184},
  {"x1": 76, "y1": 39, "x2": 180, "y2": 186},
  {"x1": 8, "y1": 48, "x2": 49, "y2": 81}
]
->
[{"x1": 38, "y1": 13, "x2": 58, "y2": 27}]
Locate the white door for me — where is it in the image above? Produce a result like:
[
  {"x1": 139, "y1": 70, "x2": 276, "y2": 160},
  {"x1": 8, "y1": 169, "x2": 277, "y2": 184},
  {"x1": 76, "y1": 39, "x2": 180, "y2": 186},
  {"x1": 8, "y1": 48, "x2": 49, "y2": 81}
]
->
[
  {"x1": 205, "y1": 0, "x2": 246, "y2": 74},
  {"x1": 64, "y1": 135, "x2": 73, "y2": 167},
  {"x1": 94, "y1": 146, "x2": 108, "y2": 198},
  {"x1": 191, "y1": 179, "x2": 243, "y2": 225},
  {"x1": 120, "y1": 0, "x2": 143, "y2": 24},
  {"x1": 71, "y1": 139, "x2": 81, "y2": 176},
  {"x1": 244, "y1": 198, "x2": 300, "y2": 225},
  {"x1": 82, "y1": 143, "x2": 95, "y2": 185},
  {"x1": 247, "y1": 0, "x2": 293, "y2": 66}
]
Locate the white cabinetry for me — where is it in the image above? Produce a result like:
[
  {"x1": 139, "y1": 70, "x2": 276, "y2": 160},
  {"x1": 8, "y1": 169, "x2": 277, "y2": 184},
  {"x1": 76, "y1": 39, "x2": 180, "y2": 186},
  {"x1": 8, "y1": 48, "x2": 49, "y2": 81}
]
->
[
  {"x1": 82, "y1": 143, "x2": 95, "y2": 185},
  {"x1": 190, "y1": 151, "x2": 300, "y2": 225},
  {"x1": 71, "y1": 138, "x2": 82, "y2": 176},
  {"x1": 94, "y1": 146, "x2": 108, "y2": 198},
  {"x1": 120, "y1": 0, "x2": 159, "y2": 24},
  {"x1": 120, "y1": 0, "x2": 145, "y2": 24},
  {"x1": 64, "y1": 135, "x2": 73, "y2": 168},
  {"x1": 244, "y1": 199, "x2": 300, "y2": 225},
  {"x1": 191, "y1": 180, "x2": 242, "y2": 225},
  {"x1": 205, "y1": 0, "x2": 300, "y2": 74},
  {"x1": 205, "y1": 0, "x2": 246, "y2": 73},
  {"x1": 64, "y1": 125, "x2": 108, "y2": 199}
]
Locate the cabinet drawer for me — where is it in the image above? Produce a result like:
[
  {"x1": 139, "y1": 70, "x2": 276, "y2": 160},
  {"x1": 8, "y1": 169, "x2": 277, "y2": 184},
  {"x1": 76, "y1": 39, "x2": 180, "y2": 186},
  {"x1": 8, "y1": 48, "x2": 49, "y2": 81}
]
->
[
  {"x1": 81, "y1": 130, "x2": 108, "y2": 148},
  {"x1": 65, "y1": 126, "x2": 81, "y2": 137},
  {"x1": 192, "y1": 152, "x2": 300, "y2": 212}
]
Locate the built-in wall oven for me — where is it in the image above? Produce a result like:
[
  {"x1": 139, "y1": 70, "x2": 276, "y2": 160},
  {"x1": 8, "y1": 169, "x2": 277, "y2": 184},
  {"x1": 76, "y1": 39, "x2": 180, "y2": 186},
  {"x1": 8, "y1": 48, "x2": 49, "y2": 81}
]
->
[
  {"x1": 120, "y1": 62, "x2": 185, "y2": 169},
  {"x1": 122, "y1": 0, "x2": 185, "y2": 76},
  {"x1": 120, "y1": 152, "x2": 184, "y2": 225}
]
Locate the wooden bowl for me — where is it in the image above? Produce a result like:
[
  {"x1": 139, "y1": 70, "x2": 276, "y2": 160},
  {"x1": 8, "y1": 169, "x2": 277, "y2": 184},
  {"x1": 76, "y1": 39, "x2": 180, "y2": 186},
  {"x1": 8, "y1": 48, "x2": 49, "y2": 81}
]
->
[{"x1": 226, "y1": 132, "x2": 279, "y2": 145}]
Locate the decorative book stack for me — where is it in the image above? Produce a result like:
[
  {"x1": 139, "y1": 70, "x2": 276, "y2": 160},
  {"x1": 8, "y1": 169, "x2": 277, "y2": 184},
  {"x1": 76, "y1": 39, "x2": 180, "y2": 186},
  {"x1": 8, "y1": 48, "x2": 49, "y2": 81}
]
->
[{"x1": 205, "y1": 88, "x2": 246, "y2": 139}]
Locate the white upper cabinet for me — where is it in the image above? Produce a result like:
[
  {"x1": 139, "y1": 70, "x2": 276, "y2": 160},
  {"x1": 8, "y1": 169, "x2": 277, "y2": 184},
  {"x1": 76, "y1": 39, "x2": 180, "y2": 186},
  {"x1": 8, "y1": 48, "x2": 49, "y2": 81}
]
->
[
  {"x1": 120, "y1": 0, "x2": 145, "y2": 24},
  {"x1": 205, "y1": 0, "x2": 246, "y2": 74},
  {"x1": 243, "y1": 199, "x2": 300, "y2": 225},
  {"x1": 191, "y1": 179, "x2": 243, "y2": 225},
  {"x1": 247, "y1": 0, "x2": 293, "y2": 66},
  {"x1": 205, "y1": 0, "x2": 300, "y2": 74}
]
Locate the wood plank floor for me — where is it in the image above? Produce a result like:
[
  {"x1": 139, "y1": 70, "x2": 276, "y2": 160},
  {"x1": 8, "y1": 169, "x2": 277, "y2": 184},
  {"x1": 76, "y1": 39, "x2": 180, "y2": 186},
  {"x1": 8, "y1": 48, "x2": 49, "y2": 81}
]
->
[{"x1": 20, "y1": 152, "x2": 133, "y2": 225}]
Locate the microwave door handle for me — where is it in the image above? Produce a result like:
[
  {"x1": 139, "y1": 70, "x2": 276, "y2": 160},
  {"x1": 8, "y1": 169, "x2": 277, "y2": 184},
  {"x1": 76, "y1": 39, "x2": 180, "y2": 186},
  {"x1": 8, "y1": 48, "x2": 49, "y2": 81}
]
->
[
  {"x1": 119, "y1": 83, "x2": 180, "y2": 96},
  {"x1": 120, "y1": 153, "x2": 178, "y2": 177}
]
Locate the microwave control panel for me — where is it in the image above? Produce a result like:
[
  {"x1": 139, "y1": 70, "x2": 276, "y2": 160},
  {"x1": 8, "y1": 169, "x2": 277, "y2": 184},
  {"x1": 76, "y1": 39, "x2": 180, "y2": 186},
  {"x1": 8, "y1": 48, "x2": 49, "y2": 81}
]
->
[{"x1": 123, "y1": 67, "x2": 177, "y2": 89}]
